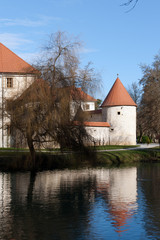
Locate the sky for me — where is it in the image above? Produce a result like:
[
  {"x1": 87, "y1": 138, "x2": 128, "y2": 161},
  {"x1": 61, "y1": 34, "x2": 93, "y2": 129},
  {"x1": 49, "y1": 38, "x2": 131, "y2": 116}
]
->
[{"x1": 0, "y1": 0, "x2": 160, "y2": 99}]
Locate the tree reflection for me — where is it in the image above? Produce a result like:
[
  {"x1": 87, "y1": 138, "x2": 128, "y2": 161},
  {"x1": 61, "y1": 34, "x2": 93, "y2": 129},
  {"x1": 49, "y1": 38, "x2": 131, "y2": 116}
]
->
[
  {"x1": 138, "y1": 163, "x2": 160, "y2": 239},
  {"x1": 9, "y1": 170, "x2": 98, "y2": 240},
  {"x1": 0, "y1": 167, "x2": 139, "y2": 240}
]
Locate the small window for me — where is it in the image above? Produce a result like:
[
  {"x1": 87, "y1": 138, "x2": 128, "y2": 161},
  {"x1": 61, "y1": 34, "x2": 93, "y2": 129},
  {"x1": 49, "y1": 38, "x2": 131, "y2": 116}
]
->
[
  {"x1": 117, "y1": 111, "x2": 120, "y2": 115},
  {"x1": 7, "y1": 78, "x2": 13, "y2": 88},
  {"x1": 85, "y1": 104, "x2": 90, "y2": 110}
]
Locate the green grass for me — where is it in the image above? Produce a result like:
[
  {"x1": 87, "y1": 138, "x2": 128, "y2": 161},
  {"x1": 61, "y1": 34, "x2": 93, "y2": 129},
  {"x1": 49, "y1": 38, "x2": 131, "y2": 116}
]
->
[
  {"x1": 0, "y1": 147, "x2": 29, "y2": 151},
  {"x1": 0, "y1": 145, "x2": 139, "y2": 152},
  {"x1": 95, "y1": 149, "x2": 160, "y2": 164},
  {"x1": 92, "y1": 145, "x2": 139, "y2": 150}
]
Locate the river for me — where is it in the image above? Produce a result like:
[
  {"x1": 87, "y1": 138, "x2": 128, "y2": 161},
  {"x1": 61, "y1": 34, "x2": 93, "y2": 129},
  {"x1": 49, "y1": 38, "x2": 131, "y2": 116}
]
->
[{"x1": 0, "y1": 163, "x2": 160, "y2": 239}]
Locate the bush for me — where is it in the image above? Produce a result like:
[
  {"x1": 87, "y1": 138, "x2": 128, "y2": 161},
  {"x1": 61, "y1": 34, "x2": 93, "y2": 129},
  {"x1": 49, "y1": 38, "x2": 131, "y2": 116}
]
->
[{"x1": 141, "y1": 136, "x2": 151, "y2": 144}]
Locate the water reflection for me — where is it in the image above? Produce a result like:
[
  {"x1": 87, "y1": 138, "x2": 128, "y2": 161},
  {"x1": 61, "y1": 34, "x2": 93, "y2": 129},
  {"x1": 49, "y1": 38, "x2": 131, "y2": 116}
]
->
[
  {"x1": 0, "y1": 165, "x2": 159, "y2": 239},
  {"x1": 95, "y1": 168, "x2": 137, "y2": 234},
  {"x1": 109, "y1": 168, "x2": 137, "y2": 233},
  {"x1": 138, "y1": 164, "x2": 160, "y2": 239},
  {"x1": 0, "y1": 173, "x2": 12, "y2": 240}
]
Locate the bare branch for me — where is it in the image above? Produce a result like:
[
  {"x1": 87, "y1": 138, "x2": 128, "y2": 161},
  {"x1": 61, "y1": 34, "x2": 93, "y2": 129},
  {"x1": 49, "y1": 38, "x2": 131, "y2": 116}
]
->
[
  {"x1": 4, "y1": 31, "x2": 100, "y2": 159},
  {"x1": 121, "y1": 0, "x2": 139, "y2": 12}
]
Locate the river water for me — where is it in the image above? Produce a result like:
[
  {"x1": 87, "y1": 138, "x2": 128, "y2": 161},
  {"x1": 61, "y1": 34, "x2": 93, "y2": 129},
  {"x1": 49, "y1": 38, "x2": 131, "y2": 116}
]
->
[{"x1": 0, "y1": 163, "x2": 160, "y2": 240}]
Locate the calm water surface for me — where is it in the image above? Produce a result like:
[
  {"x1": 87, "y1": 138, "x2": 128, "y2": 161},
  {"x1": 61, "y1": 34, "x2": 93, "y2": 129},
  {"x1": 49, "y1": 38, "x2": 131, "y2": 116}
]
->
[{"x1": 0, "y1": 164, "x2": 160, "y2": 240}]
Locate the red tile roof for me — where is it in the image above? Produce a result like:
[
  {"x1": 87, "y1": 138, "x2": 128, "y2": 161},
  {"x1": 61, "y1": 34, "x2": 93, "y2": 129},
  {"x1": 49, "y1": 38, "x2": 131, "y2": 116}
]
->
[
  {"x1": 110, "y1": 207, "x2": 133, "y2": 233},
  {"x1": 71, "y1": 87, "x2": 97, "y2": 102},
  {"x1": 101, "y1": 77, "x2": 137, "y2": 107},
  {"x1": 0, "y1": 43, "x2": 37, "y2": 74},
  {"x1": 74, "y1": 121, "x2": 110, "y2": 127}
]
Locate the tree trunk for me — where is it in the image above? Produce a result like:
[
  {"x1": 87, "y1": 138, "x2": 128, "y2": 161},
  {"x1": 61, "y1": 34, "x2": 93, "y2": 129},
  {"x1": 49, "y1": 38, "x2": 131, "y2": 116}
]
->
[
  {"x1": 26, "y1": 132, "x2": 36, "y2": 167},
  {"x1": 139, "y1": 124, "x2": 143, "y2": 143},
  {"x1": 27, "y1": 171, "x2": 37, "y2": 204}
]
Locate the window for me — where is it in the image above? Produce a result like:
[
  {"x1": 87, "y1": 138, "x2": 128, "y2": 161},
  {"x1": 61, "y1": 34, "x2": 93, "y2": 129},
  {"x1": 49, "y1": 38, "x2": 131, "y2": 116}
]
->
[
  {"x1": 7, "y1": 78, "x2": 13, "y2": 88},
  {"x1": 117, "y1": 111, "x2": 121, "y2": 115},
  {"x1": 85, "y1": 104, "x2": 90, "y2": 110}
]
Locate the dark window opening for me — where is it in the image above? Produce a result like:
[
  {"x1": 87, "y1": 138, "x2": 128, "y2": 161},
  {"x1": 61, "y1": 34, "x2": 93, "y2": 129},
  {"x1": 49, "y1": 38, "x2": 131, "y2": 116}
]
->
[
  {"x1": 117, "y1": 111, "x2": 121, "y2": 115},
  {"x1": 7, "y1": 78, "x2": 13, "y2": 88},
  {"x1": 85, "y1": 104, "x2": 90, "y2": 110}
]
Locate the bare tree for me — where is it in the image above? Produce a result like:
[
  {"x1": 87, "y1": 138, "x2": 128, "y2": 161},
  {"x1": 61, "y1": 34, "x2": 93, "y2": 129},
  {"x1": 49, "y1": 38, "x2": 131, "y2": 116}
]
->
[
  {"x1": 4, "y1": 31, "x2": 100, "y2": 162},
  {"x1": 127, "y1": 82, "x2": 142, "y2": 140},
  {"x1": 138, "y1": 54, "x2": 160, "y2": 141},
  {"x1": 6, "y1": 80, "x2": 51, "y2": 163},
  {"x1": 127, "y1": 81, "x2": 141, "y2": 105}
]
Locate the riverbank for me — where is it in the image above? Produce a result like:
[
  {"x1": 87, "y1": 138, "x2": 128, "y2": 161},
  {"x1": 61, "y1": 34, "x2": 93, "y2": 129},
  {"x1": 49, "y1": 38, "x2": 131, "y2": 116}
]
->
[
  {"x1": 95, "y1": 148, "x2": 160, "y2": 164},
  {"x1": 0, "y1": 147, "x2": 160, "y2": 171}
]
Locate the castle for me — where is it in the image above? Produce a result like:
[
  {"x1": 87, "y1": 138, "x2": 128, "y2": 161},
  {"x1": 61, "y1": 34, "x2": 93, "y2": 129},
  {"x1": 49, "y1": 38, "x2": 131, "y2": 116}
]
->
[
  {"x1": 0, "y1": 43, "x2": 137, "y2": 147},
  {"x1": 83, "y1": 77, "x2": 137, "y2": 145}
]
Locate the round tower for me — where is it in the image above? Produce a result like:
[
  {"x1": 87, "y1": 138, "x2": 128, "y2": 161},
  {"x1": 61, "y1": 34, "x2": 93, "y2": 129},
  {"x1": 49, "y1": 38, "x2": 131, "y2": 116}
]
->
[{"x1": 101, "y1": 77, "x2": 137, "y2": 145}]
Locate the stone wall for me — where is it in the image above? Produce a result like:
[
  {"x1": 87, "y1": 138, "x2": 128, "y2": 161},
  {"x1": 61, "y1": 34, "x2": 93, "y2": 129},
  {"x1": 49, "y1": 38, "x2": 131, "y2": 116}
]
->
[
  {"x1": 0, "y1": 74, "x2": 36, "y2": 147},
  {"x1": 85, "y1": 126, "x2": 110, "y2": 146}
]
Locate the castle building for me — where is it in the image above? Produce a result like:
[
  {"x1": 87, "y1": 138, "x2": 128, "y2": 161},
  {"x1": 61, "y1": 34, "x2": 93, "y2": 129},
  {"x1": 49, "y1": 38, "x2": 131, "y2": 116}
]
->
[
  {"x1": 0, "y1": 43, "x2": 137, "y2": 147},
  {"x1": 0, "y1": 43, "x2": 37, "y2": 147},
  {"x1": 82, "y1": 77, "x2": 137, "y2": 145},
  {"x1": 101, "y1": 77, "x2": 137, "y2": 145}
]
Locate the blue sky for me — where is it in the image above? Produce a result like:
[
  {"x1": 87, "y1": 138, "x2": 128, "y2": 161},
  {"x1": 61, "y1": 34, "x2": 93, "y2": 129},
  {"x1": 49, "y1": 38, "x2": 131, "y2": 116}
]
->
[{"x1": 0, "y1": 0, "x2": 160, "y2": 99}]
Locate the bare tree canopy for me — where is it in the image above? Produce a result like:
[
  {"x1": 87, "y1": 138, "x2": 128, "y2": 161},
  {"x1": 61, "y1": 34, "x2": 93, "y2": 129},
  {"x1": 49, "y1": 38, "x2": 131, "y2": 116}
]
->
[
  {"x1": 138, "y1": 53, "x2": 160, "y2": 140},
  {"x1": 4, "y1": 31, "x2": 100, "y2": 162},
  {"x1": 36, "y1": 31, "x2": 100, "y2": 94},
  {"x1": 127, "y1": 81, "x2": 141, "y2": 105}
]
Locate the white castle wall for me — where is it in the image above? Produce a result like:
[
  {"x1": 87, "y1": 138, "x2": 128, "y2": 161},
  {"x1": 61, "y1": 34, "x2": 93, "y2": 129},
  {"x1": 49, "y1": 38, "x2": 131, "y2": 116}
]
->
[
  {"x1": 85, "y1": 126, "x2": 110, "y2": 145},
  {"x1": 0, "y1": 72, "x2": 137, "y2": 147},
  {"x1": 3, "y1": 74, "x2": 35, "y2": 99},
  {"x1": 104, "y1": 106, "x2": 136, "y2": 145},
  {"x1": 70, "y1": 101, "x2": 95, "y2": 119},
  {"x1": 0, "y1": 74, "x2": 36, "y2": 148}
]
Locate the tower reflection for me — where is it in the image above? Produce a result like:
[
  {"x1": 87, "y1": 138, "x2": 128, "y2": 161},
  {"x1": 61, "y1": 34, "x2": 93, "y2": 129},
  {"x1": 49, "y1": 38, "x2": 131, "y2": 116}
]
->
[{"x1": 96, "y1": 167, "x2": 138, "y2": 233}]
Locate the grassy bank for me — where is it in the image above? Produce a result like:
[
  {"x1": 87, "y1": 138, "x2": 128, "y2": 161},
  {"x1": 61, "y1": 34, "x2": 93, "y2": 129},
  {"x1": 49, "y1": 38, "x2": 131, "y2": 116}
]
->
[
  {"x1": 0, "y1": 148, "x2": 159, "y2": 171},
  {"x1": 95, "y1": 149, "x2": 160, "y2": 165},
  {"x1": 93, "y1": 145, "x2": 139, "y2": 150}
]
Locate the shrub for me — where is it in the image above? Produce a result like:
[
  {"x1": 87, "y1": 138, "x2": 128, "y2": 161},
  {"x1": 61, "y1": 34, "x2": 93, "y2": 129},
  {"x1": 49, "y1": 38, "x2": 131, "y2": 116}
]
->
[{"x1": 141, "y1": 136, "x2": 151, "y2": 144}]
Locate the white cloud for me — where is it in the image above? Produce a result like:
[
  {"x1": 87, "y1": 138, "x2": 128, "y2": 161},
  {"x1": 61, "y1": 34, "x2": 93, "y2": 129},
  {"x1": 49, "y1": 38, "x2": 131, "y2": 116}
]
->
[
  {"x1": 0, "y1": 33, "x2": 33, "y2": 49},
  {"x1": 0, "y1": 15, "x2": 61, "y2": 27}
]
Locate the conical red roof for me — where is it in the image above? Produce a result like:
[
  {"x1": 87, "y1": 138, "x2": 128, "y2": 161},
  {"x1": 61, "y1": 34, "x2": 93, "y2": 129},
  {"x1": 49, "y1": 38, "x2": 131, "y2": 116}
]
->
[
  {"x1": 0, "y1": 43, "x2": 37, "y2": 74},
  {"x1": 101, "y1": 77, "x2": 137, "y2": 107}
]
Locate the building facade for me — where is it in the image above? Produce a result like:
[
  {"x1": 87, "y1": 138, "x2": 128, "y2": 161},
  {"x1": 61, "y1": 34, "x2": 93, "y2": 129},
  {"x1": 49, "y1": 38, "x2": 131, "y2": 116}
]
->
[
  {"x1": 83, "y1": 77, "x2": 137, "y2": 145},
  {"x1": 0, "y1": 43, "x2": 137, "y2": 147},
  {"x1": 0, "y1": 43, "x2": 37, "y2": 147}
]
